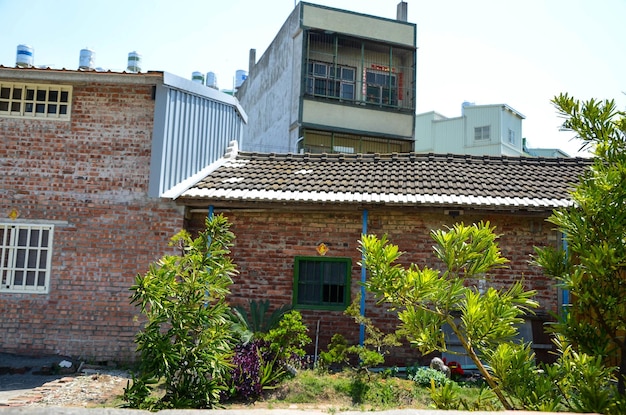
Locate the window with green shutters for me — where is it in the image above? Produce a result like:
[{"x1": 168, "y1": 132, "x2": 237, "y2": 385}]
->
[{"x1": 293, "y1": 256, "x2": 351, "y2": 310}]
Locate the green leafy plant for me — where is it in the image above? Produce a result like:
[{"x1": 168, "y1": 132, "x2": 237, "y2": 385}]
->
[
  {"x1": 123, "y1": 214, "x2": 236, "y2": 410},
  {"x1": 534, "y1": 93, "x2": 626, "y2": 396},
  {"x1": 260, "y1": 310, "x2": 311, "y2": 364},
  {"x1": 232, "y1": 299, "x2": 292, "y2": 338},
  {"x1": 359, "y1": 221, "x2": 539, "y2": 410},
  {"x1": 317, "y1": 295, "x2": 401, "y2": 373},
  {"x1": 407, "y1": 366, "x2": 450, "y2": 388}
]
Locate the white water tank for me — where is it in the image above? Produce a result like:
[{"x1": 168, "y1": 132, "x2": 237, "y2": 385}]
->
[
  {"x1": 79, "y1": 48, "x2": 95, "y2": 70},
  {"x1": 127, "y1": 51, "x2": 141, "y2": 73},
  {"x1": 235, "y1": 69, "x2": 247, "y2": 88},
  {"x1": 16, "y1": 44, "x2": 34, "y2": 68},
  {"x1": 206, "y1": 72, "x2": 218, "y2": 89},
  {"x1": 191, "y1": 71, "x2": 204, "y2": 84}
]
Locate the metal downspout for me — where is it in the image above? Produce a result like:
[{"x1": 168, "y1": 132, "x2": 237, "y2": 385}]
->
[
  {"x1": 562, "y1": 235, "x2": 570, "y2": 314},
  {"x1": 360, "y1": 208, "x2": 368, "y2": 346}
]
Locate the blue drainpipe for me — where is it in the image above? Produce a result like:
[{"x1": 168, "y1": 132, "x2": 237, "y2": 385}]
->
[
  {"x1": 562, "y1": 235, "x2": 570, "y2": 314},
  {"x1": 360, "y1": 208, "x2": 368, "y2": 346},
  {"x1": 208, "y1": 205, "x2": 214, "y2": 219}
]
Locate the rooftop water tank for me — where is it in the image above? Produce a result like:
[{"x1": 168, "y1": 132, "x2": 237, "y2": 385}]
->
[
  {"x1": 16, "y1": 44, "x2": 34, "y2": 68},
  {"x1": 206, "y1": 71, "x2": 218, "y2": 89},
  {"x1": 79, "y1": 48, "x2": 95, "y2": 70},
  {"x1": 235, "y1": 69, "x2": 247, "y2": 88},
  {"x1": 127, "y1": 51, "x2": 141, "y2": 73},
  {"x1": 191, "y1": 71, "x2": 204, "y2": 84}
]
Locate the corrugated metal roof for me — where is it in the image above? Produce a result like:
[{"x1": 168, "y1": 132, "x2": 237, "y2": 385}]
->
[{"x1": 178, "y1": 146, "x2": 592, "y2": 210}]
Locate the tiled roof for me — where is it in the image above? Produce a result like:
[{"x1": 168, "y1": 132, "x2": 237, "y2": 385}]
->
[{"x1": 179, "y1": 149, "x2": 592, "y2": 210}]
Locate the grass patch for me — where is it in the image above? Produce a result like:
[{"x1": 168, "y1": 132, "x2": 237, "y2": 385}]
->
[{"x1": 260, "y1": 369, "x2": 468, "y2": 410}]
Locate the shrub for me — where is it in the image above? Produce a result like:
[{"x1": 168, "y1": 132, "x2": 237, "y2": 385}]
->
[
  {"x1": 407, "y1": 366, "x2": 451, "y2": 388},
  {"x1": 123, "y1": 214, "x2": 236, "y2": 410}
]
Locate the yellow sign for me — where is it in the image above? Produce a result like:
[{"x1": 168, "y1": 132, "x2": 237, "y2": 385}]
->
[
  {"x1": 316, "y1": 243, "x2": 329, "y2": 256},
  {"x1": 8, "y1": 208, "x2": 19, "y2": 220}
]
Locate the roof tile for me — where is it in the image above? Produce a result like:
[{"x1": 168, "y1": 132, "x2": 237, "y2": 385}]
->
[{"x1": 179, "y1": 151, "x2": 593, "y2": 209}]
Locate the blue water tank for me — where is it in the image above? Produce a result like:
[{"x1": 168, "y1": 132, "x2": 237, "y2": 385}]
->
[
  {"x1": 192, "y1": 71, "x2": 204, "y2": 84},
  {"x1": 79, "y1": 48, "x2": 95, "y2": 70},
  {"x1": 127, "y1": 51, "x2": 141, "y2": 73},
  {"x1": 235, "y1": 69, "x2": 247, "y2": 88},
  {"x1": 206, "y1": 71, "x2": 218, "y2": 89},
  {"x1": 16, "y1": 44, "x2": 34, "y2": 68}
]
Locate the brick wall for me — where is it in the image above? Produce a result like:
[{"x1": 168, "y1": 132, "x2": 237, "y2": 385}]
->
[
  {"x1": 188, "y1": 207, "x2": 560, "y2": 366},
  {"x1": 0, "y1": 80, "x2": 183, "y2": 362}
]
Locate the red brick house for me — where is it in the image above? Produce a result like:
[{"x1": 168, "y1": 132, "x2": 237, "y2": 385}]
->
[
  {"x1": 178, "y1": 144, "x2": 592, "y2": 364},
  {"x1": 0, "y1": 67, "x2": 246, "y2": 361},
  {"x1": 0, "y1": 64, "x2": 591, "y2": 365}
]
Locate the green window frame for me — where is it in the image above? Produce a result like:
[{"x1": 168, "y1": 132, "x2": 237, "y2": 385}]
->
[{"x1": 293, "y1": 256, "x2": 351, "y2": 310}]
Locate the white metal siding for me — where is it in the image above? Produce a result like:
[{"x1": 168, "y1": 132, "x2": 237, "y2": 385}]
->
[{"x1": 150, "y1": 85, "x2": 245, "y2": 197}]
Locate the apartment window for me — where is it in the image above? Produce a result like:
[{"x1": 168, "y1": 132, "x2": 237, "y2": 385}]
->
[
  {"x1": 365, "y1": 69, "x2": 397, "y2": 106},
  {"x1": 508, "y1": 128, "x2": 516, "y2": 144},
  {"x1": 0, "y1": 223, "x2": 54, "y2": 293},
  {"x1": 306, "y1": 62, "x2": 356, "y2": 100},
  {"x1": 474, "y1": 125, "x2": 491, "y2": 141},
  {"x1": 293, "y1": 256, "x2": 351, "y2": 310},
  {"x1": 0, "y1": 82, "x2": 72, "y2": 120}
]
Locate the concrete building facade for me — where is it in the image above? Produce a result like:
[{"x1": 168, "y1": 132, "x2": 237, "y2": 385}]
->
[
  {"x1": 415, "y1": 103, "x2": 525, "y2": 156},
  {"x1": 236, "y1": 2, "x2": 416, "y2": 154}
]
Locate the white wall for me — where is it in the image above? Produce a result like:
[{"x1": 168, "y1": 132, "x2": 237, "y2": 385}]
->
[{"x1": 414, "y1": 104, "x2": 525, "y2": 156}]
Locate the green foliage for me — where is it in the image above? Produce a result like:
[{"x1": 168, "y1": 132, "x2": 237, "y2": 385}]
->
[
  {"x1": 317, "y1": 295, "x2": 401, "y2": 373},
  {"x1": 534, "y1": 93, "x2": 626, "y2": 396},
  {"x1": 123, "y1": 214, "x2": 237, "y2": 410},
  {"x1": 232, "y1": 299, "x2": 292, "y2": 339},
  {"x1": 260, "y1": 310, "x2": 311, "y2": 363},
  {"x1": 360, "y1": 221, "x2": 538, "y2": 410},
  {"x1": 407, "y1": 367, "x2": 450, "y2": 387}
]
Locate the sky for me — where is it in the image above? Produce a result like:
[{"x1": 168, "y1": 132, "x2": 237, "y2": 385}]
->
[{"x1": 1, "y1": 0, "x2": 624, "y2": 157}]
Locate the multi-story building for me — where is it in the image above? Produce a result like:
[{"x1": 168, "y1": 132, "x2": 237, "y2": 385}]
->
[
  {"x1": 414, "y1": 102, "x2": 525, "y2": 156},
  {"x1": 0, "y1": 66, "x2": 246, "y2": 360},
  {"x1": 236, "y1": 1, "x2": 416, "y2": 154}
]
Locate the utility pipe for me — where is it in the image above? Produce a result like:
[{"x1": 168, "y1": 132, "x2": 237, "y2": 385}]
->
[{"x1": 360, "y1": 208, "x2": 368, "y2": 346}]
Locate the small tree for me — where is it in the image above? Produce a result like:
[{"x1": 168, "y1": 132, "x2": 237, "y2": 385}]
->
[
  {"x1": 534, "y1": 93, "x2": 626, "y2": 394},
  {"x1": 360, "y1": 221, "x2": 538, "y2": 410},
  {"x1": 124, "y1": 214, "x2": 237, "y2": 409}
]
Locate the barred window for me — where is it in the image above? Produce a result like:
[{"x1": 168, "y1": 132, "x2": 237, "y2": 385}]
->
[
  {"x1": 305, "y1": 61, "x2": 356, "y2": 100},
  {"x1": 0, "y1": 223, "x2": 54, "y2": 293},
  {"x1": 293, "y1": 256, "x2": 351, "y2": 310},
  {"x1": 0, "y1": 82, "x2": 72, "y2": 120}
]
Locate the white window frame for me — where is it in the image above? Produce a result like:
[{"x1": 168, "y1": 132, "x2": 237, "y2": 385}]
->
[
  {"x1": 305, "y1": 62, "x2": 356, "y2": 101},
  {"x1": 365, "y1": 69, "x2": 398, "y2": 106},
  {"x1": 474, "y1": 125, "x2": 491, "y2": 141},
  {"x1": 508, "y1": 128, "x2": 516, "y2": 144},
  {"x1": 0, "y1": 223, "x2": 54, "y2": 293},
  {"x1": 0, "y1": 82, "x2": 72, "y2": 120}
]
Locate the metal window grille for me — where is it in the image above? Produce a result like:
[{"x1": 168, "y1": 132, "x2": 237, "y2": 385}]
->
[
  {"x1": 0, "y1": 223, "x2": 54, "y2": 293},
  {"x1": 299, "y1": 129, "x2": 413, "y2": 154},
  {"x1": 0, "y1": 82, "x2": 72, "y2": 120},
  {"x1": 304, "y1": 31, "x2": 415, "y2": 112},
  {"x1": 294, "y1": 257, "x2": 351, "y2": 309}
]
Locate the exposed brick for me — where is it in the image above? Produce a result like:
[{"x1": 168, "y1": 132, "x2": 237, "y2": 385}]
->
[
  {"x1": 188, "y1": 207, "x2": 560, "y2": 365},
  {"x1": 0, "y1": 80, "x2": 182, "y2": 362}
]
